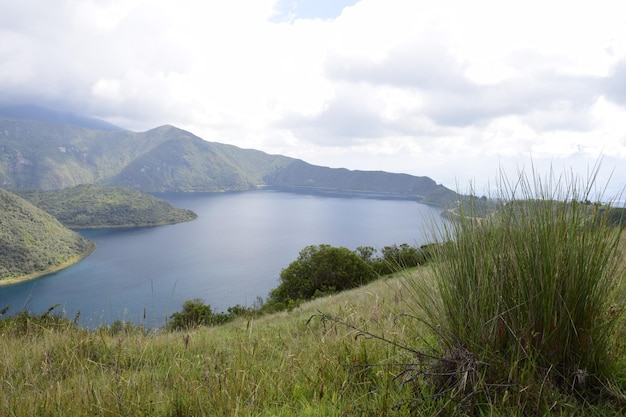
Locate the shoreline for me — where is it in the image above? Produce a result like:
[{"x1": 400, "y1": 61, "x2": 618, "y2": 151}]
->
[
  {"x1": 64, "y1": 212, "x2": 198, "y2": 230},
  {"x1": 0, "y1": 242, "x2": 96, "y2": 286},
  {"x1": 67, "y1": 216, "x2": 197, "y2": 230}
]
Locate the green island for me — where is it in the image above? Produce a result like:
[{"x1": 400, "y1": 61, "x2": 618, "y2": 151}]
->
[
  {"x1": 13, "y1": 184, "x2": 197, "y2": 229},
  {"x1": 1, "y1": 171, "x2": 625, "y2": 416}
]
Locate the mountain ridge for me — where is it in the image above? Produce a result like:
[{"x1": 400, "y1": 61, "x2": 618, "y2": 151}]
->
[{"x1": 0, "y1": 115, "x2": 459, "y2": 207}]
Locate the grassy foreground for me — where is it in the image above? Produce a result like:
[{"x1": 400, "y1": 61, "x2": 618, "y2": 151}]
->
[
  {"x1": 0, "y1": 274, "x2": 424, "y2": 416},
  {"x1": 1, "y1": 263, "x2": 624, "y2": 416}
]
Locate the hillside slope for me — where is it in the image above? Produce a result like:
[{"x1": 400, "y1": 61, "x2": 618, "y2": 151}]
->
[
  {"x1": 0, "y1": 120, "x2": 293, "y2": 192},
  {"x1": 0, "y1": 118, "x2": 170, "y2": 189},
  {"x1": 14, "y1": 184, "x2": 197, "y2": 228},
  {"x1": 0, "y1": 189, "x2": 94, "y2": 282},
  {"x1": 107, "y1": 125, "x2": 294, "y2": 191}
]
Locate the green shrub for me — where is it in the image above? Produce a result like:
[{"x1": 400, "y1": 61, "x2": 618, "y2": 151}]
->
[
  {"x1": 0, "y1": 304, "x2": 74, "y2": 336},
  {"x1": 269, "y1": 244, "x2": 377, "y2": 307},
  {"x1": 373, "y1": 243, "x2": 433, "y2": 274},
  {"x1": 404, "y1": 167, "x2": 626, "y2": 413}
]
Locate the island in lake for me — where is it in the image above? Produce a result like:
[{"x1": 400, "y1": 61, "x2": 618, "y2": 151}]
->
[{"x1": 1, "y1": 185, "x2": 197, "y2": 284}]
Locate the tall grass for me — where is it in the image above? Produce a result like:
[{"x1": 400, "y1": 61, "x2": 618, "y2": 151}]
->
[
  {"x1": 0, "y1": 275, "x2": 421, "y2": 416},
  {"x1": 405, "y1": 166, "x2": 626, "y2": 413}
]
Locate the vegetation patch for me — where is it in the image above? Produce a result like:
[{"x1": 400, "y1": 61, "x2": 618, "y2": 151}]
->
[
  {"x1": 166, "y1": 298, "x2": 259, "y2": 331},
  {"x1": 266, "y1": 243, "x2": 432, "y2": 311}
]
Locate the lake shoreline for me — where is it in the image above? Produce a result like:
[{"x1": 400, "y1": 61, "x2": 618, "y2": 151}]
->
[
  {"x1": 67, "y1": 217, "x2": 197, "y2": 230},
  {"x1": 63, "y1": 210, "x2": 198, "y2": 230},
  {"x1": 0, "y1": 241, "x2": 96, "y2": 287}
]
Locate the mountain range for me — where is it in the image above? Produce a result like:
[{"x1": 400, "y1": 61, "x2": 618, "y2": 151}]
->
[{"x1": 0, "y1": 106, "x2": 458, "y2": 207}]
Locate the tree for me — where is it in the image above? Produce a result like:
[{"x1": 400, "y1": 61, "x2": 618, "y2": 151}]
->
[
  {"x1": 269, "y1": 244, "x2": 377, "y2": 306},
  {"x1": 374, "y1": 243, "x2": 432, "y2": 274},
  {"x1": 355, "y1": 246, "x2": 377, "y2": 263}
]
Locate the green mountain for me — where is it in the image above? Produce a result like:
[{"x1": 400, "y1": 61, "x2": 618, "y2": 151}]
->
[
  {"x1": 13, "y1": 184, "x2": 197, "y2": 228},
  {"x1": 108, "y1": 126, "x2": 294, "y2": 191},
  {"x1": 0, "y1": 117, "x2": 458, "y2": 207},
  {"x1": 0, "y1": 188, "x2": 94, "y2": 282}
]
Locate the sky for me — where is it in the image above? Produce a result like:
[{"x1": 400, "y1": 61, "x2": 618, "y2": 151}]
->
[{"x1": 2, "y1": 0, "x2": 626, "y2": 198}]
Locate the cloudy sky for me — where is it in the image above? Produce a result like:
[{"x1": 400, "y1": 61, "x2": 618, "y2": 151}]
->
[{"x1": 2, "y1": 0, "x2": 626, "y2": 197}]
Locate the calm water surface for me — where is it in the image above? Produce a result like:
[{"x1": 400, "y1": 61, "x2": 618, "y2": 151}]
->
[{"x1": 0, "y1": 189, "x2": 444, "y2": 327}]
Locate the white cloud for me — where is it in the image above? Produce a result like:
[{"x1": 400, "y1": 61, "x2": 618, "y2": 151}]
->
[{"x1": 1, "y1": 0, "x2": 626, "y2": 196}]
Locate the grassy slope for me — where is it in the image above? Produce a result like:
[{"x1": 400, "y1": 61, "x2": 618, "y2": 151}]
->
[
  {"x1": 0, "y1": 272, "x2": 419, "y2": 416},
  {"x1": 1, "y1": 261, "x2": 624, "y2": 416}
]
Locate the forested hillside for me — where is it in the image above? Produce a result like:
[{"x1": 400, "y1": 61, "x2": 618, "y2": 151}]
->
[{"x1": 0, "y1": 189, "x2": 93, "y2": 282}]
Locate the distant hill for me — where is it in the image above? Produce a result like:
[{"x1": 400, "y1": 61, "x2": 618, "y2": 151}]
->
[
  {"x1": 263, "y1": 159, "x2": 458, "y2": 206},
  {"x1": 0, "y1": 116, "x2": 459, "y2": 207},
  {"x1": 13, "y1": 184, "x2": 197, "y2": 228},
  {"x1": 0, "y1": 188, "x2": 94, "y2": 283}
]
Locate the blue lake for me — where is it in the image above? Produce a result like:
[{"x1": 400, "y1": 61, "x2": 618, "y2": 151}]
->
[{"x1": 0, "y1": 189, "x2": 444, "y2": 327}]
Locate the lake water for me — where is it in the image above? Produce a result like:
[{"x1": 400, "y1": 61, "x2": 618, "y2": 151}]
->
[{"x1": 0, "y1": 189, "x2": 444, "y2": 328}]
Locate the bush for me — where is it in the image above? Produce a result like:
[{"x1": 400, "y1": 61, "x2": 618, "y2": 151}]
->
[
  {"x1": 269, "y1": 244, "x2": 377, "y2": 307},
  {"x1": 167, "y1": 298, "x2": 231, "y2": 330},
  {"x1": 404, "y1": 168, "x2": 626, "y2": 414},
  {"x1": 0, "y1": 304, "x2": 74, "y2": 336}
]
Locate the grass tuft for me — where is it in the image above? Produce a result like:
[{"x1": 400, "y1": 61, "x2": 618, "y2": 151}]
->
[{"x1": 403, "y1": 165, "x2": 626, "y2": 414}]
